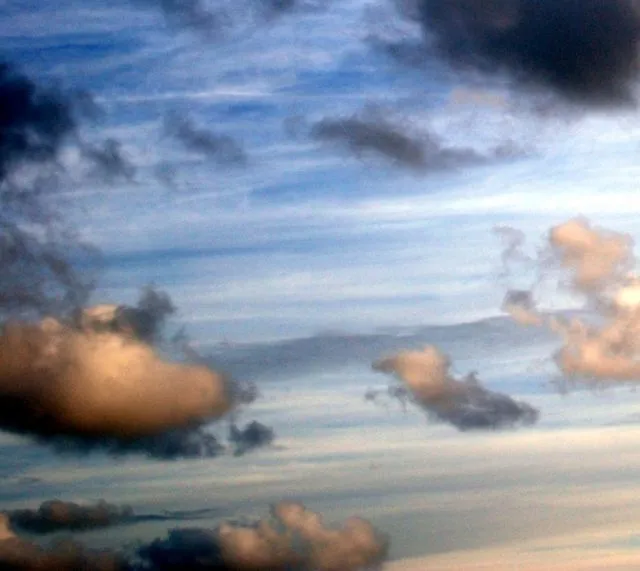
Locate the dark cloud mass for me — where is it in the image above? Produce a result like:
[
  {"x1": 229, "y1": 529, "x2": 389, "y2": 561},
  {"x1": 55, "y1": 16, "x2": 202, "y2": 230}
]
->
[
  {"x1": 416, "y1": 0, "x2": 640, "y2": 105},
  {"x1": 0, "y1": 60, "x2": 97, "y2": 318},
  {"x1": 8, "y1": 501, "x2": 134, "y2": 535},
  {"x1": 164, "y1": 113, "x2": 247, "y2": 165},
  {"x1": 310, "y1": 109, "x2": 519, "y2": 171},
  {"x1": 373, "y1": 345, "x2": 539, "y2": 430}
]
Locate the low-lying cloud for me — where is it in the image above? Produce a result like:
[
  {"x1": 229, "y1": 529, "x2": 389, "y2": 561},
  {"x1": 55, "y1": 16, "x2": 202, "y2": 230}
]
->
[{"x1": 372, "y1": 345, "x2": 539, "y2": 430}]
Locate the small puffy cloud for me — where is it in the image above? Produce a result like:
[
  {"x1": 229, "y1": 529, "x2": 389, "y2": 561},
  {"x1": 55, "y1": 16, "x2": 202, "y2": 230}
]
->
[{"x1": 372, "y1": 346, "x2": 538, "y2": 430}]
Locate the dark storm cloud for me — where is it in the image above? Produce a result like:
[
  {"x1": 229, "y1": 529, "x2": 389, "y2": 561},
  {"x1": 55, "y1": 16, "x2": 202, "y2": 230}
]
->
[
  {"x1": 135, "y1": 501, "x2": 388, "y2": 571},
  {"x1": 415, "y1": 0, "x2": 640, "y2": 106},
  {"x1": 373, "y1": 345, "x2": 539, "y2": 430},
  {"x1": 309, "y1": 109, "x2": 520, "y2": 171},
  {"x1": 8, "y1": 501, "x2": 134, "y2": 535},
  {"x1": 164, "y1": 113, "x2": 247, "y2": 165}
]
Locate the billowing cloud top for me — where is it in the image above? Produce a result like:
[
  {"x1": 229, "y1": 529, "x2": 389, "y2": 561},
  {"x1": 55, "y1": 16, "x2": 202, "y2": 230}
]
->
[{"x1": 373, "y1": 345, "x2": 538, "y2": 430}]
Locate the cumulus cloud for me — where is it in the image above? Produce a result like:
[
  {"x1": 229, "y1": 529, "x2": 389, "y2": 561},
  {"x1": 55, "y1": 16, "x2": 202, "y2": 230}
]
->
[
  {"x1": 414, "y1": 0, "x2": 640, "y2": 106},
  {"x1": 0, "y1": 318, "x2": 234, "y2": 454},
  {"x1": 164, "y1": 112, "x2": 247, "y2": 166},
  {"x1": 8, "y1": 500, "x2": 134, "y2": 535},
  {"x1": 372, "y1": 345, "x2": 538, "y2": 430},
  {"x1": 497, "y1": 217, "x2": 640, "y2": 385},
  {"x1": 309, "y1": 107, "x2": 519, "y2": 171},
  {"x1": 136, "y1": 501, "x2": 388, "y2": 571}
]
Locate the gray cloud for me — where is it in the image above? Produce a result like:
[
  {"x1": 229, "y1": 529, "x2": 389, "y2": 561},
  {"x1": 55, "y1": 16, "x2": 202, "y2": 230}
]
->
[
  {"x1": 77, "y1": 286, "x2": 177, "y2": 345},
  {"x1": 8, "y1": 501, "x2": 134, "y2": 535},
  {"x1": 309, "y1": 108, "x2": 521, "y2": 171},
  {"x1": 0, "y1": 60, "x2": 100, "y2": 319},
  {"x1": 414, "y1": 0, "x2": 640, "y2": 106},
  {"x1": 228, "y1": 421, "x2": 275, "y2": 457},
  {"x1": 372, "y1": 345, "x2": 539, "y2": 430},
  {"x1": 82, "y1": 139, "x2": 137, "y2": 184},
  {"x1": 164, "y1": 113, "x2": 247, "y2": 166}
]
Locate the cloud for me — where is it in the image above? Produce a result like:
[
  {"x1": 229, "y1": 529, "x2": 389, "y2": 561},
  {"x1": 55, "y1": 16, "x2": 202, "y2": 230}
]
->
[
  {"x1": 501, "y1": 290, "x2": 542, "y2": 326},
  {"x1": 372, "y1": 345, "x2": 539, "y2": 430},
  {"x1": 8, "y1": 500, "x2": 134, "y2": 535},
  {"x1": 0, "y1": 318, "x2": 235, "y2": 454},
  {"x1": 0, "y1": 513, "x2": 127, "y2": 571},
  {"x1": 164, "y1": 112, "x2": 247, "y2": 166},
  {"x1": 0, "y1": 59, "x2": 99, "y2": 318},
  {"x1": 78, "y1": 285, "x2": 177, "y2": 345},
  {"x1": 136, "y1": 501, "x2": 388, "y2": 571},
  {"x1": 308, "y1": 107, "x2": 520, "y2": 171},
  {"x1": 82, "y1": 139, "x2": 137, "y2": 184},
  {"x1": 414, "y1": 0, "x2": 640, "y2": 106},
  {"x1": 228, "y1": 421, "x2": 275, "y2": 456},
  {"x1": 497, "y1": 217, "x2": 640, "y2": 385},
  {"x1": 131, "y1": 0, "x2": 319, "y2": 37}
]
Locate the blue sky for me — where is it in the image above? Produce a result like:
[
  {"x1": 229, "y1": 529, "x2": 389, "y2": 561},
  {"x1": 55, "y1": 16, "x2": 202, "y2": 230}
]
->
[{"x1": 7, "y1": 0, "x2": 640, "y2": 569}]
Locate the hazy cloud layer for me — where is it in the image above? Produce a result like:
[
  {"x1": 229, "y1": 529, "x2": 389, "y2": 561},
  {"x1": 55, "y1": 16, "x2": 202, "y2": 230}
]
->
[
  {"x1": 415, "y1": 0, "x2": 640, "y2": 106},
  {"x1": 372, "y1": 345, "x2": 538, "y2": 430},
  {"x1": 309, "y1": 109, "x2": 519, "y2": 171},
  {"x1": 136, "y1": 501, "x2": 388, "y2": 571}
]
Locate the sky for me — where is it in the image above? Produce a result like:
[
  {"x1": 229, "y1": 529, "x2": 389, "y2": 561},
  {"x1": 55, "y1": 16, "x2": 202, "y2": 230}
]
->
[{"x1": 7, "y1": 0, "x2": 640, "y2": 569}]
